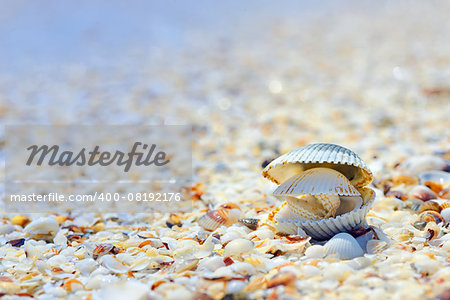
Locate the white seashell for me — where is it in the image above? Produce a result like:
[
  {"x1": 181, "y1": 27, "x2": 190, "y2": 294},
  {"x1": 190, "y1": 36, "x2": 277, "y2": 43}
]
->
[
  {"x1": 226, "y1": 280, "x2": 246, "y2": 294},
  {"x1": 85, "y1": 274, "x2": 119, "y2": 290},
  {"x1": 76, "y1": 258, "x2": 97, "y2": 275},
  {"x1": 263, "y1": 143, "x2": 373, "y2": 187},
  {"x1": 247, "y1": 228, "x2": 275, "y2": 240},
  {"x1": 399, "y1": 155, "x2": 447, "y2": 176},
  {"x1": 273, "y1": 168, "x2": 361, "y2": 197},
  {"x1": 274, "y1": 187, "x2": 375, "y2": 240},
  {"x1": 47, "y1": 254, "x2": 68, "y2": 267},
  {"x1": 53, "y1": 229, "x2": 68, "y2": 247},
  {"x1": 441, "y1": 208, "x2": 450, "y2": 223},
  {"x1": 369, "y1": 225, "x2": 392, "y2": 245},
  {"x1": 336, "y1": 196, "x2": 363, "y2": 216},
  {"x1": 223, "y1": 239, "x2": 254, "y2": 257},
  {"x1": 129, "y1": 257, "x2": 151, "y2": 271},
  {"x1": 24, "y1": 217, "x2": 59, "y2": 240},
  {"x1": 101, "y1": 255, "x2": 129, "y2": 273},
  {"x1": 347, "y1": 257, "x2": 371, "y2": 270},
  {"x1": 324, "y1": 233, "x2": 364, "y2": 259},
  {"x1": 197, "y1": 256, "x2": 226, "y2": 272},
  {"x1": 305, "y1": 245, "x2": 325, "y2": 259},
  {"x1": 207, "y1": 265, "x2": 234, "y2": 279},
  {"x1": 221, "y1": 230, "x2": 245, "y2": 244},
  {"x1": 194, "y1": 235, "x2": 214, "y2": 259},
  {"x1": 174, "y1": 258, "x2": 199, "y2": 273},
  {"x1": 419, "y1": 170, "x2": 450, "y2": 185},
  {"x1": 355, "y1": 231, "x2": 374, "y2": 252},
  {"x1": 230, "y1": 262, "x2": 256, "y2": 275}
]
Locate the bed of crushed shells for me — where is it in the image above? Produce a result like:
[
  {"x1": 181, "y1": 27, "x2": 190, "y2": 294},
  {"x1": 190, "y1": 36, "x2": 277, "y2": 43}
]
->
[{"x1": 1, "y1": 2, "x2": 450, "y2": 299}]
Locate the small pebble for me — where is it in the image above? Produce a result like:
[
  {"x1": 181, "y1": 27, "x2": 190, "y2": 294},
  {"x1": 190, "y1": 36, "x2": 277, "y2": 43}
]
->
[{"x1": 413, "y1": 221, "x2": 427, "y2": 230}]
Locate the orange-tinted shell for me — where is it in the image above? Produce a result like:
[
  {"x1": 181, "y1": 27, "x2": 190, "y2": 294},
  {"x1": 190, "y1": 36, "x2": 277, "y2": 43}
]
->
[
  {"x1": 418, "y1": 211, "x2": 443, "y2": 224},
  {"x1": 424, "y1": 181, "x2": 443, "y2": 194},
  {"x1": 198, "y1": 209, "x2": 240, "y2": 231},
  {"x1": 439, "y1": 188, "x2": 450, "y2": 200},
  {"x1": 418, "y1": 201, "x2": 441, "y2": 213}
]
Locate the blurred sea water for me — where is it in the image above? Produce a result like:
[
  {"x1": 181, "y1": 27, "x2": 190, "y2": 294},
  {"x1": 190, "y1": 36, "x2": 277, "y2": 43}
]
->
[{"x1": 0, "y1": 0, "x2": 338, "y2": 73}]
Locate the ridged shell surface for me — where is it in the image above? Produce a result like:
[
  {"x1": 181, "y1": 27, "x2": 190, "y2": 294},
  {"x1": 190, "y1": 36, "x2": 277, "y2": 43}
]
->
[
  {"x1": 273, "y1": 168, "x2": 360, "y2": 197},
  {"x1": 324, "y1": 233, "x2": 364, "y2": 259},
  {"x1": 198, "y1": 209, "x2": 240, "y2": 231},
  {"x1": 262, "y1": 143, "x2": 373, "y2": 187},
  {"x1": 274, "y1": 187, "x2": 375, "y2": 240}
]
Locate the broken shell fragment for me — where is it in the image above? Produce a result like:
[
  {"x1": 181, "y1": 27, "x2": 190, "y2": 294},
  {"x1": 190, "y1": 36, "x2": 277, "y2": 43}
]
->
[
  {"x1": 93, "y1": 243, "x2": 117, "y2": 259},
  {"x1": 304, "y1": 245, "x2": 326, "y2": 259},
  {"x1": 365, "y1": 239, "x2": 387, "y2": 254},
  {"x1": 101, "y1": 255, "x2": 128, "y2": 273},
  {"x1": 263, "y1": 143, "x2": 373, "y2": 187},
  {"x1": 24, "y1": 217, "x2": 59, "y2": 241}
]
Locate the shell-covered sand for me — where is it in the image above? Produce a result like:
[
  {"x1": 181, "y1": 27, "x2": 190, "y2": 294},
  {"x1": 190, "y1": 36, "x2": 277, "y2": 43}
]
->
[{"x1": 0, "y1": 2, "x2": 449, "y2": 299}]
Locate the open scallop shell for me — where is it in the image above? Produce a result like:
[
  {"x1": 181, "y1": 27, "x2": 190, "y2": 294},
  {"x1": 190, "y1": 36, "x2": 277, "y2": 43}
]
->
[
  {"x1": 273, "y1": 168, "x2": 361, "y2": 197},
  {"x1": 262, "y1": 143, "x2": 373, "y2": 187},
  {"x1": 273, "y1": 187, "x2": 375, "y2": 240}
]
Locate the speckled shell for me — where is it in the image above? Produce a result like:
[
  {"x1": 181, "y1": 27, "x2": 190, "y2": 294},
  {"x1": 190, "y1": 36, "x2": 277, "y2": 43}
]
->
[
  {"x1": 273, "y1": 168, "x2": 361, "y2": 197},
  {"x1": 273, "y1": 187, "x2": 375, "y2": 240},
  {"x1": 262, "y1": 143, "x2": 373, "y2": 187}
]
